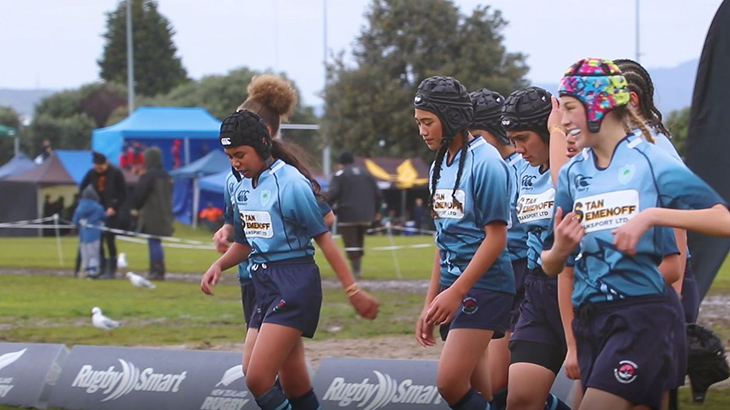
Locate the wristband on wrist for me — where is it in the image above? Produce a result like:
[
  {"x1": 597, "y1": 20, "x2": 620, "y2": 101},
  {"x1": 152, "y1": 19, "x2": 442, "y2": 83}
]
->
[{"x1": 345, "y1": 282, "x2": 360, "y2": 298}]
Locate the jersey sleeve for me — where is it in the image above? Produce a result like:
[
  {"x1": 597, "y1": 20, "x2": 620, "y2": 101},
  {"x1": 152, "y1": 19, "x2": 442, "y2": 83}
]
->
[
  {"x1": 543, "y1": 164, "x2": 580, "y2": 265},
  {"x1": 318, "y1": 199, "x2": 333, "y2": 216},
  {"x1": 473, "y1": 158, "x2": 510, "y2": 227},
  {"x1": 223, "y1": 179, "x2": 234, "y2": 225},
  {"x1": 658, "y1": 227, "x2": 680, "y2": 256},
  {"x1": 284, "y1": 178, "x2": 330, "y2": 239},
  {"x1": 233, "y1": 206, "x2": 248, "y2": 245},
  {"x1": 652, "y1": 150, "x2": 727, "y2": 210}
]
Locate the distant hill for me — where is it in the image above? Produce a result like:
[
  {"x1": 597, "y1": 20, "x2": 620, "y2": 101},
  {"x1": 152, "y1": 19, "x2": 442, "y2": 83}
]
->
[
  {"x1": 535, "y1": 58, "x2": 698, "y2": 115},
  {"x1": 0, "y1": 88, "x2": 57, "y2": 117}
]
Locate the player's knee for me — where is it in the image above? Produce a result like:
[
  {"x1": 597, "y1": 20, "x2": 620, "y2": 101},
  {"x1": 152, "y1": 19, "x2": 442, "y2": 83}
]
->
[
  {"x1": 436, "y1": 375, "x2": 462, "y2": 404},
  {"x1": 245, "y1": 371, "x2": 275, "y2": 397},
  {"x1": 506, "y1": 388, "x2": 541, "y2": 410}
]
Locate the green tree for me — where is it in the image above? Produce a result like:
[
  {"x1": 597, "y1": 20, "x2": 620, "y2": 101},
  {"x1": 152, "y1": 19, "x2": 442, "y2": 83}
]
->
[
  {"x1": 665, "y1": 106, "x2": 690, "y2": 158},
  {"x1": 0, "y1": 106, "x2": 25, "y2": 165},
  {"x1": 30, "y1": 83, "x2": 126, "y2": 151},
  {"x1": 323, "y1": 0, "x2": 528, "y2": 159},
  {"x1": 99, "y1": 0, "x2": 188, "y2": 97}
]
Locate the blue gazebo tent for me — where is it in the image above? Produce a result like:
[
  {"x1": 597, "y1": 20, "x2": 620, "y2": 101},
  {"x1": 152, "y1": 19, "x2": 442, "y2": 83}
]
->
[
  {"x1": 91, "y1": 107, "x2": 222, "y2": 170},
  {"x1": 0, "y1": 152, "x2": 36, "y2": 179},
  {"x1": 169, "y1": 149, "x2": 230, "y2": 226}
]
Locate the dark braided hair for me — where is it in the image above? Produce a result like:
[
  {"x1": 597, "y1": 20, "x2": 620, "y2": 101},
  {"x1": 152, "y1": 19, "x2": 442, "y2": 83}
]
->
[
  {"x1": 614, "y1": 59, "x2": 672, "y2": 137},
  {"x1": 414, "y1": 76, "x2": 473, "y2": 217}
]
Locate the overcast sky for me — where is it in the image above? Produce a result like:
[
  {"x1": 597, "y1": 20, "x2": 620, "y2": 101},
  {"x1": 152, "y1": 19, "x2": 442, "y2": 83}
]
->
[{"x1": 0, "y1": 0, "x2": 723, "y2": 107}]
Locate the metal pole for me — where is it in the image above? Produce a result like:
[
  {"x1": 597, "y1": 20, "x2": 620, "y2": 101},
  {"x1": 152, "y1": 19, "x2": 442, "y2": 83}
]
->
[
  {"x1": 635, "y1": 0, "x2": 640, "y2": 62},
  {"x1": 127, "y1": 0, "x2": 136, "y2": 114},
  {"x1": 14, "y1": 136, "x2": 19, "y2": 156},
  {"x1": 322, "y1": 0, "x2": 332, "y2": 178}
]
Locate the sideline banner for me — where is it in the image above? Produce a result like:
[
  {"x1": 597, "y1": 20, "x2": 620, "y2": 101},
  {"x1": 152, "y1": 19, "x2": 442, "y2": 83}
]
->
[
  {"x1": 49, "y1": 346, "x2": 254, "y2": 410},
  {"x1": 313, "y1": 357, "x2": 577, "y2": 409},
  {"x1": 314, "y1": 358, "x2": 448, "y2": 409},
  {"x1": 0, "y1": 342, "x2": 69, "y2": 409}
]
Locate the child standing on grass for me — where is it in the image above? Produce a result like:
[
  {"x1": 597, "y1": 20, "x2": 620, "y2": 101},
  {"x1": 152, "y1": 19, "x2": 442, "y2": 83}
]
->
[{"x1": 72, "y1": 186, "x2": 107, "y2": 279}]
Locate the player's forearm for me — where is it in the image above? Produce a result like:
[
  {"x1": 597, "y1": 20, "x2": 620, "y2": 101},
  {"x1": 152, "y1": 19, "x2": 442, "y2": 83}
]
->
[
  {"x1": 214, "y1": 242, "x2": 250, "y2": 271},
  {"x1": 315, "y1": 231, "x2": 356, "y2": 288},
  {"x1": 557, "y1": 268, "x2": 577, "y2": 349},
  {"x1": 449, "y1": 224, "x2": 506, "y2": 297},
  {"x1": 647, "y1": 205, "x2": 730, "y2": 237},
  {"x1": 424, "y1": 249, "x2": 441, "y2": 308}
]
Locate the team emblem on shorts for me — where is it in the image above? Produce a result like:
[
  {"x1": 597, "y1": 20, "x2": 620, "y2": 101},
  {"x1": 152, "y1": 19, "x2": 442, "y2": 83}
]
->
[
  {"x1": 273, "y1": 299, "x2": 287, "y2": 313},
  {"x1": 614, "y1": 360, "x2": 638, "y2": 384},
  {"x1": 461, "y1": 297, "x2": 478, "y2": 314},
  {"x1": 261, "y1": 190, "x2": 271, "y2": 206},
  {"x1": 618, "y1": 164, "x2": 636, "y2": 185}
]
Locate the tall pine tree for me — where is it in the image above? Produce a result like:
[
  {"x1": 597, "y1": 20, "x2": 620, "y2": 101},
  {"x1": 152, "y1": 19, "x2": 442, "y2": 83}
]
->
[{"x1": 98, "y1": 0, "x2": 188, "y2": 97}]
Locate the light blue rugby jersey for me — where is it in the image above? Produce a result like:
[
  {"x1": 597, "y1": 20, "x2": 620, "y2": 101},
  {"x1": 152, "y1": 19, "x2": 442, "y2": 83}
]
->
[
  {"x1": 549, "y1": 135, "x2": 725, "y2": 306},
  {"x1": 224, "y1": 172, "x2": 252, "y2": 285},
  {"x1": 516, "y1": 163, "x2": 555, "y2": 271},
  {"x1": 504, "y1": 152, "x2": 529, "y2": 261},
  {"x1": 431, "y1": 137, "x2": 515, "y2": 294},
  {"x1": 233, "y1": 159, "x2": 329, "y2": 264},
  {"x1": 636, "y1": 127, "x2": 691, "y2": 259}
]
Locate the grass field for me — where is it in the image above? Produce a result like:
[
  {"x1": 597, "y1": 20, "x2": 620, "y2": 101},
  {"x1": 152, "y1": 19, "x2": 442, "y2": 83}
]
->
[
  {"x1": 4, "y1": 222, "x2": 730, "y2": 290},
  {"x1": 0, "y1": 223, "x2": 437, "y2": 280},
  {"x1": 2, "y1": 226, "x2": 730, "y2": 408}
]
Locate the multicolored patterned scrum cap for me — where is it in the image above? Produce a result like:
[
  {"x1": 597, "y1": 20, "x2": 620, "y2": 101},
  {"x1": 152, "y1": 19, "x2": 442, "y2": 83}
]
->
[{"x1": 558, "y1": 58, "x2": 630, "y2": 133}]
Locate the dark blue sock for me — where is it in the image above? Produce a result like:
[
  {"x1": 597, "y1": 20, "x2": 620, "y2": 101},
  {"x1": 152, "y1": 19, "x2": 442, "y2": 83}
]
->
[
  {"x1": 489, "y1": 388, "x2": 507, "y2": 410},
  {"x1": 255, "y1": 385, "x2": 292, "y2": 410},
  {"x1": 289, "y1": 389, "x2": 321, "y2": 410},
  {"x1": 451, "y1": 388, "x2": 490, "y2": 410},
  {"x1": 545, "y1": 393, "x2": 571, "y2": 410}
]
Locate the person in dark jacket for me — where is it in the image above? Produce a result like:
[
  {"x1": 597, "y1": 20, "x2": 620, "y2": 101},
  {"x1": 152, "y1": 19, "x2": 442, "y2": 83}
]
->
[
  {"x1": 72, "y1": 186, "x2": 107, "y2": 278},
  {"x1": 326, "y1": 151, "x2": 383, "y2": 277},
  {"x1": 130, "y1": 147, "x2": 174, "y2": 281},
  {"x1": 79, "y1": 151, "x2": 127, "y2": 278}
]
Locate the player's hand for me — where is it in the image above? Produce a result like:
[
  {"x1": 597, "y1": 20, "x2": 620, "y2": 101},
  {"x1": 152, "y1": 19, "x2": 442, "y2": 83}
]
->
[
  {"x1": 612, "y1": 209, "x2": 654, "y2": 256},
  {"x1": 547, "y1": 96, "x2": 564, "y2": 132},
  {"x1": 349, "y1": 290, "x2": 379, "y2": 320},
  {"x1": 425, "y1": 287, "x2": 462, "y2": 326},
  {"x1": 106, "y1": 207, "x2": 117, "y2": 217},
  {"x1": 415, "y1": 308, "x2": 436, "y2": 347},
  {"x1": 200, "y1": 263, "x2": 222, "y2": 296},
  {"x1": 564, "y1": 345, "x2": 581, "y2": 380},
  {"x1": 553, "y1": 207, "x2": 584, "y2": 256},
  {"x1": 212, "y1": 227, "x2": 231, "y2": 254}
]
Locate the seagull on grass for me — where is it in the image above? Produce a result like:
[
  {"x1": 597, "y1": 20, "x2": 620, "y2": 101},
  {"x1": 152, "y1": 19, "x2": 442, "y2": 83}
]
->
[
  {"x1": 126, "y1": 272, "x2": 156, "y2": 289},
  {"x1": 91, "y1": 307, "x2": 121, "y2": 332}
]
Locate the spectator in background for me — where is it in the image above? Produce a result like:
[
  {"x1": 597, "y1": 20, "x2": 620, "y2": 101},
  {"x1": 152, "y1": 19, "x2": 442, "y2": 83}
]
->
[
  {"x1": 172, "y1": 139, "x2": 182, "y2": 169},
  {"x1": 327, "y1": 151, "x2": 383, "y2": 278},
  {"x1": 72, "y1": 186, "x2": 107, "y2": 279},
  {"x1": 80, "y1": 151, "x2": 127, "y2": 279},
  {"x1": 198, "y1": 202, "x2": 224, "y2": 232},
  {"x1": 129, "y1": 141, "x2": 146, "y2": 175},
  {"x1": 411, "y1": 198, "x2": 428, "y2": 234},
  {"x1": 34, "y1": 139, "x2": 53, "y2": 164},
  {"x1": 130, "y1": 147, "x2": 174, "y2": 281}
]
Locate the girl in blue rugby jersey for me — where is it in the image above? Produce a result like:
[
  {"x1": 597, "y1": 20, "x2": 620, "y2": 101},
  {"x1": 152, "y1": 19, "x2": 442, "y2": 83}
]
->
[
  {"x1": 211, "y1": 76, "x2": 335, "y2": 403},
  {"x1": 413, "y1": 76, "x2": 515, "y2": 410},
  {"x1": 467, "y1": 88, "x2": 529, "y2": 408},
  {"x1": 542, "y1": 58, "x2": 730, "y2": 410},
  {"x1": 500, "y1": 87, "x2": 570, "y2": 410},
  {"x1": 202, "y1": 110, "x2": 378, "y2": 410}
]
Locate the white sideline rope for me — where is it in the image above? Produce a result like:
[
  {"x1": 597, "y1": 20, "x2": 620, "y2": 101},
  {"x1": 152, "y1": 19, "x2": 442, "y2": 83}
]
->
[{"x1": 0, "y1": 216, "x2": 435, "y2": 253}]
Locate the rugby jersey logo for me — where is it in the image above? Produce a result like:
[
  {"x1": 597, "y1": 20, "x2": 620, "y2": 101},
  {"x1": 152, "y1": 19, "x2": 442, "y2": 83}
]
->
[
  {"x1": 432, "y1": 189, "x2": 466, "y2": 219},
  {"x1": 573, "y1": 190, "x2": 639, "y2": 233},
  {"x1": 516, "y1": 188, "x2": 555, "y2": 224},
  {"x1": 618, "y1": 164, "x2": 636, "y2": 185}
]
